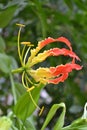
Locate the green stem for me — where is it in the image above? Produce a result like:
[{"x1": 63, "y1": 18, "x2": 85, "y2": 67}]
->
[
  {"x1": 25, "y1": 75, "x2": 40, "y2": 110},
  {"x1": 24, "y1": 47, "x2": 30, "y2": 64},
  {"x1": 10, "y1": 73, "x2": 17, "y2": 104},
  {"x1": 12, "y1": 67, "x2": 24, "y2": 74}
]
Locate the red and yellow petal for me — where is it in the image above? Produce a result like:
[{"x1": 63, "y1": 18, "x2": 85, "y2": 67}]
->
[
  {"x1": 28, "y1": 51, "x2": 49, "y2": 67},
  {"x1": 28, "y1": 63, "x2": 82, "y2": 84},
  {"x1": 25, "y1": 36, "x2": 82, "y2": 85},
  {"x1": 48, "y1": 63, "x2": 82, "y2": 84},
  {"x1": 48, "y1": 73, "x2": 69, "y2": 84},
  {"x1": 28, "y1": 48, "x2": 80, "y2": 67},
  {"x1": 29, "y1": 67, "x2": 52, "y2": 84},
  {"x1": 28, "y1": 37, "x2": 75, "y2": 64},
  {"x1": 49, "y1": 63, "x2": 82, "y2": 76},
  {"x1": 48, "y1": 48, "x2": 80, "y2": 61},
  {"x1": 38, "y1": 37, "x2": 72, "y2": 50}
]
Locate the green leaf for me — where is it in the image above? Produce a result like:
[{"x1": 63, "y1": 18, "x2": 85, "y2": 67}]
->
[
  {"x1": 30, "y1": 0, "x2": 47, "y2": 38},
  {"x1": 62, "y1": 103, "x2": 87, "y2": 130},
  {"x1": 10, "y1": 117, "x2": 36, "y2": 130},
  {"x1": 54, "y1": 103, "x2": 66, "y2": 130},
  {"x1": 41, "y1": 103, "x2": 66, "y2": 130},
  {"x1": 0, "y1": 53, "x2": 12, "y2": 73},
  {"x1": 64, "y1": 0, "x2": 73, "y2": 9},
  {"x1": 0, "y1": 53, "x2": 18, "y2": 74},
  {"x1": 62, "y1": 118, "x2": 87, "y2": 130},
  {"x1": 14, "y1": 82, "x2": 26, "y2": 99},
  {"x1": 10, "y1": 126, "x2": 18, "y2": 130},
  {"x1": 10, "y1": 56, "x2": 18, "y2": 72},
  {"x1": 74, "y1": 0, "x2": 87, "y2": 10},
  {"x1": 14, "y1": 84, "x2": 44, "y2": 120},
  {"x1": 0, "y1": 36, "x2": 6, "y2": 52},
  {"x1": 24, "y1": 117, "x2": 36, "y2": 130},
  {"x1": 0, "y1": 5, "x2": 17, "y2": 28},
  {"x1": 82, "y1": 102, "x2": 87, "y2": 119}
]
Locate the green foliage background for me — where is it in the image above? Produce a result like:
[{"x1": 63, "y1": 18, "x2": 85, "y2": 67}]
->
[{"x1": 0, "y1": 0, "x2": 87, "y2": 129}]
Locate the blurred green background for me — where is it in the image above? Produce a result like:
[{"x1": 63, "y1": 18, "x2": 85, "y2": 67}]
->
[{"x1": 0, "y1": 0, "x2": 87, "y2": 129}]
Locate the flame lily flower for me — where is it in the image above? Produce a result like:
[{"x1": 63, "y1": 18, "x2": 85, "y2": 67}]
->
[
  {"x1": 13, "y1": 24, "x2": 82, "y2": 86},
  {"x1": 25, "y1": 37, "x2": 82, "y2": 85},
  {"x1": 12, "y1": 24, "x2": 82, "y2": 115}
]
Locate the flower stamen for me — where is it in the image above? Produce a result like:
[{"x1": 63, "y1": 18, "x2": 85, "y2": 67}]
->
[
  {"x1": 39, "y1": 106, "x2": 44, "y2": 116},
  {"x1": 16, "y1": 23, "x2": 25, "y2": 27},
  {"x1": 25, "y1": 78, "x2": 41, "y2": 111},
  {"x1": 22, "y1": 72, "x2": 41, "y2": 112},
  {"x1": 21, "y1": 42, "x2": 34, "y2": 46},
  {"x1": 26, "y1": 86, "x2": 35, "y2": 92},
  {"x1": 16, "y1": 24, "x2": 25, "y2": 66}
]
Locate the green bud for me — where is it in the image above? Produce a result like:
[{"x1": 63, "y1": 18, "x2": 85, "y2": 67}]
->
[{"x1": 0, "y1": 116, "x2": 12, "y2": 130}]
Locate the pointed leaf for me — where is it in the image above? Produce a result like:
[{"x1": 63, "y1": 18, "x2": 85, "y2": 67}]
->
[
  {"x1": 0, "y1": 5, "x2": 17, "y2": 28},
  {"x1": 41, "y1": 103, "x2": 66, "y2": 130},
  {"x1": 14, "y1": 84, "x2": 44, "y2": 120},
  {"x1": 54, "y1": 103, "x2": 66, "y2": 130},
  {"x1": 62, "y1": 103, "x2": 87, "y2": 130}
]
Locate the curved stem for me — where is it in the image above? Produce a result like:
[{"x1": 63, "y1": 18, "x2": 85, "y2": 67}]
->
[
  {"x1": 22, "y1": 71, "x2": 27, "y2": 89},
  {"x1": 22, "y1": 72, "x2": 44, "y2": 115},
  {"x1": 26, "y1": 73, "x2": 34, "y2": 85},
  {"x1": 25, "y1": 75, "x2": 40, "y2": 110},
  {"x1": 24, "y1": 47, "x2": 30, "y2": 64},
  {"x1": 10, "y1": 73, "x2": 17, "y2": 104},
  {"x1": 22, "y1": 45, "x2": 26, "y2": 61}
]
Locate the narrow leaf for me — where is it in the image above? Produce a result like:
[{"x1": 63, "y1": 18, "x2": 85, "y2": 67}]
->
[
  {"x1": 62, "y1": 103, "x2": 87, "y2": 130},
  {"x1": 41, "y1": 103, "x2": 66, "y2": 130},
  {"x1": 54, "y1": 103, "x2": 66, "y2": 130}
]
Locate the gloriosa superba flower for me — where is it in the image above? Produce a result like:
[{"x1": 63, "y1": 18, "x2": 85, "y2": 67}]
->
[{"x1": 13, "y1": 24, "x2": 82, "y2": 115}]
